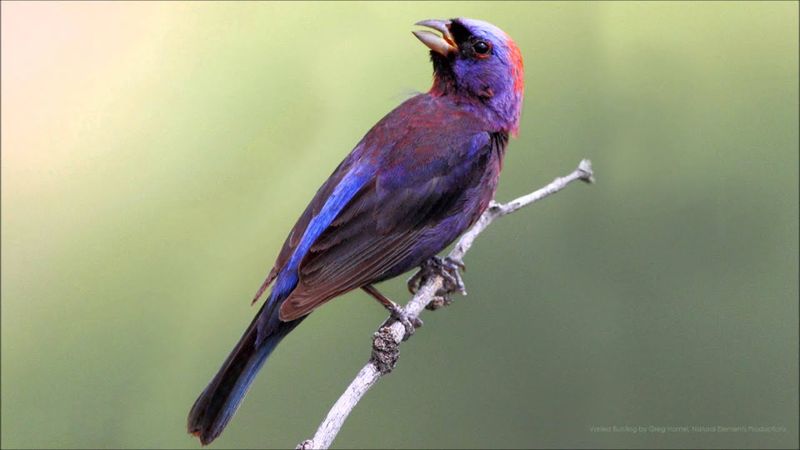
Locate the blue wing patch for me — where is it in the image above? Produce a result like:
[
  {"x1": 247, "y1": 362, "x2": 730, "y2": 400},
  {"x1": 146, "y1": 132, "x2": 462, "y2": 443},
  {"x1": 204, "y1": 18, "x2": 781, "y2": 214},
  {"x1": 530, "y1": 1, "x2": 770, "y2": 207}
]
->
[{"x1": 267, "y1": 163, "x2": 374, "y2": 311}]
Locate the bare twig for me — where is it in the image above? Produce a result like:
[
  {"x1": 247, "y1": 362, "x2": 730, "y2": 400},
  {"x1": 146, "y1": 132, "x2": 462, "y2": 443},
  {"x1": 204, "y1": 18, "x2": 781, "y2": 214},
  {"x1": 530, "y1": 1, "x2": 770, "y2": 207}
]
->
[{"x1": 297, "y1": 159, "x2": 594, "y2": 450}]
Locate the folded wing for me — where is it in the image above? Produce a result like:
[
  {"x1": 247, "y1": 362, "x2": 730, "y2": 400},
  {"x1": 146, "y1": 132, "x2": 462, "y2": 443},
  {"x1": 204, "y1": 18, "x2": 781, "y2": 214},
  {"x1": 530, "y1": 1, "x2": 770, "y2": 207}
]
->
[{"x1": 279, "y1": 130, "x2": 494, "y2": 321}]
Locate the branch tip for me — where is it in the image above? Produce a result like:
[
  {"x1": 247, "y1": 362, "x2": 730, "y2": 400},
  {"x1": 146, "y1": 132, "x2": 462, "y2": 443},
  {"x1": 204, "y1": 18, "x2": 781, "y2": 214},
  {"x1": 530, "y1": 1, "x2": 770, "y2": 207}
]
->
[{"x1": 577, "y1": 159, "x2": 595, "y2": 184}]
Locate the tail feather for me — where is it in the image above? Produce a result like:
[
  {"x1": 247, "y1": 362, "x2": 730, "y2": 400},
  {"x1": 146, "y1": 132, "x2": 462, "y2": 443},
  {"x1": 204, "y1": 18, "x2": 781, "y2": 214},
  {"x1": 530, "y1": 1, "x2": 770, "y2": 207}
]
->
[{"x1": 188, "y1": 301, "x2": 304, "y2": 445}]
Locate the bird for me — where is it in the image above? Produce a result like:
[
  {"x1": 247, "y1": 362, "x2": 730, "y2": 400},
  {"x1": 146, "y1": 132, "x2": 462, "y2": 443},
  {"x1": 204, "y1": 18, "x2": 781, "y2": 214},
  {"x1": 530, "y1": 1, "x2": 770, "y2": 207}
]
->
[{"x1": 188, "y1": 17, "x2": 524, "y2": 445}]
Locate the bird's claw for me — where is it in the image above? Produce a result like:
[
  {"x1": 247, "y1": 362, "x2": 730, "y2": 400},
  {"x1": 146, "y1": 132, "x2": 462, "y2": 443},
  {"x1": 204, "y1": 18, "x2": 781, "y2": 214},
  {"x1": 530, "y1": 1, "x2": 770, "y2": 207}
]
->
[
  {"x1": 407, "y1": 256, "x2": 467, "y2": 297},
  {"x1": 425, "y1": 294, "x2": 454, "y2": 311},
  {"x1": 380, "y1": 304, "x2": 423, "y2": 341}
]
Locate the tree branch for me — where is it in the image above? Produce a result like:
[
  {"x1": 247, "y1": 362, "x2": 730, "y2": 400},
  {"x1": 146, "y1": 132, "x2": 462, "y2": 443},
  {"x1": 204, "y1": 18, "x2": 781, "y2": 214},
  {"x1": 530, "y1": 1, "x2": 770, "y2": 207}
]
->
[{"x1": 297, "y1": 159, "x2": 595, "y2": 450}]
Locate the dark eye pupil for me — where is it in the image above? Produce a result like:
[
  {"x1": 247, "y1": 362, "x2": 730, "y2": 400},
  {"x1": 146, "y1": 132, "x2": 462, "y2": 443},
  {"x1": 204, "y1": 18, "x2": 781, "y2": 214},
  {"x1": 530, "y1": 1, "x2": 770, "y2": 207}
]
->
[{"x1": 473, "y1": 41, "x2": 490, "y2": 54}]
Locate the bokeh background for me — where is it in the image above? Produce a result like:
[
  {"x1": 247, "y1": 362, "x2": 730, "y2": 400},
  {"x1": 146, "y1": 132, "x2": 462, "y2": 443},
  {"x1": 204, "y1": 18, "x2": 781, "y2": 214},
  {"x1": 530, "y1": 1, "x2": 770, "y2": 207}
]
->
[{"x1": 2, "y1": 1, "x2": 797, "y2": 449}]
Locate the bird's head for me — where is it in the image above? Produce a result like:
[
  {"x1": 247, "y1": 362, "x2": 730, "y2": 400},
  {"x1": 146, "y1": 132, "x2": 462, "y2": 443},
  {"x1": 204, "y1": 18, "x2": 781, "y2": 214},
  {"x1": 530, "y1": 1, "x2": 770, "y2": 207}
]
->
[{"x1": 413, "y1": 18, "x2": 525, "y2": 135}]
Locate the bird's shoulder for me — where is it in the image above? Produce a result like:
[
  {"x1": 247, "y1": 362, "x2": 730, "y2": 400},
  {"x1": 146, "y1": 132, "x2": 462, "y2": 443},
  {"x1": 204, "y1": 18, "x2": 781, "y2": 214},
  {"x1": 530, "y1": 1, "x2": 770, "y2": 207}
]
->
[
  {"x1": 367, "y1": 93, "x2": 489, "y2": 139},
  {"x1": 356, "y1": 94, "x2": 494, "y2": 172}
]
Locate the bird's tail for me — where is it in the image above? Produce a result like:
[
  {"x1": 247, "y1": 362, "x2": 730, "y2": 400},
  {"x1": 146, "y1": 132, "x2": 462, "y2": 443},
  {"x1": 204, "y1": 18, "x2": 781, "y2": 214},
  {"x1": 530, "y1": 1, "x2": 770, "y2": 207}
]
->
[{"x1": 188, "y1": 300, "x2": 304, "y2": 445}]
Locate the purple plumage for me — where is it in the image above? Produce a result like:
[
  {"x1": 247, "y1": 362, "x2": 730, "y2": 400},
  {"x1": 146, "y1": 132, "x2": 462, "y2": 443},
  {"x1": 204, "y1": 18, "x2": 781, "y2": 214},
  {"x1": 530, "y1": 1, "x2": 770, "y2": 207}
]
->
[{"x1": 188, "y1": 17, "x2": 524, "y2": 445}]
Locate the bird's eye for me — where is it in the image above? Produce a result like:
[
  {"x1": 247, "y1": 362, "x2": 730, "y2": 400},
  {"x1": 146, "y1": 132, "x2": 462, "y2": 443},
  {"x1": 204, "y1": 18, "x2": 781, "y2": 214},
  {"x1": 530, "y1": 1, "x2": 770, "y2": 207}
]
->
[{"x1": 473, "y1": 40, "x2": 491, "y2": 55}]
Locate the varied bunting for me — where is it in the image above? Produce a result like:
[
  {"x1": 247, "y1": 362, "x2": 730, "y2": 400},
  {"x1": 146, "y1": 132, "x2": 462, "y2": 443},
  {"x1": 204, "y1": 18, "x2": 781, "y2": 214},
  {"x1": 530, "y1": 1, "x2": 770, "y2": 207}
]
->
[{"x1": 188, "y1": 17, "x2": 525, "y2": 445}]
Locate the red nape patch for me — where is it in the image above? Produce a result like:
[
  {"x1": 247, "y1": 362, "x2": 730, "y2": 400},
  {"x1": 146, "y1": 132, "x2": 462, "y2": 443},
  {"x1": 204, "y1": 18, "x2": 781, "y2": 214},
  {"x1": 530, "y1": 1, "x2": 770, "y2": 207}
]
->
[{"x1": 505, "y1": 38, "x2": 525, "y2": 94}]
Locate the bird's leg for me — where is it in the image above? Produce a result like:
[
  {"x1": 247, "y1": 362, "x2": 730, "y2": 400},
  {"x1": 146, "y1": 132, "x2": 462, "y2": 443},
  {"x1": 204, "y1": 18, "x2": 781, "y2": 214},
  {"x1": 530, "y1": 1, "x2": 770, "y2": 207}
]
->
[
  {"x1": 362, "y1": 285, "x2": 423, "y2": 340},
  {"x1": 407, "y1": 256, "x2": 467, "y2": 300}
]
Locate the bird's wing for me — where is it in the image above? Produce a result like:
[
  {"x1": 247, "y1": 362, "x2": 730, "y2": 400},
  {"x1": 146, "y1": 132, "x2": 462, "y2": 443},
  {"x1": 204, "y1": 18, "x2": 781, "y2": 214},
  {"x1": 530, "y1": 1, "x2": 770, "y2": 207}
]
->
[
  {"x1": 251, "y1": 146, "x2": 374, "y2": 305},
  {"x1": 278, "y1": 126, "x2": 494, "y2": 321},
  {"x1": 252, "y1": 95, "x2": 481, "y2": 306}
]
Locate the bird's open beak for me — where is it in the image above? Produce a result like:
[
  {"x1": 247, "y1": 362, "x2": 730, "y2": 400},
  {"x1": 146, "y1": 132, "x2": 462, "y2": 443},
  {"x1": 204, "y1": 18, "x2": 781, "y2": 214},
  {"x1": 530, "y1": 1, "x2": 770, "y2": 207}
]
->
[{"x1": 413, "y1": 19, "x2": 456, "y2": 56}]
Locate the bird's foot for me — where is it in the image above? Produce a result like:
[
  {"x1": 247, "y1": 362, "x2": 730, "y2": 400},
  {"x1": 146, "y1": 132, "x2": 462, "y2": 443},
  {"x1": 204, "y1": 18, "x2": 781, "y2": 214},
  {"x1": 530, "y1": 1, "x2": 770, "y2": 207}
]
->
[
  {"x1": 407, "y1": 256, "x2": 467, "y2": 298},
  {"x1": 425, "y1": 294, "x2": 454, "y2": 311},
  {"x1": 379, "y1": 303, "x2": 423, "y2": 341},
  {"x1": 363, "y1": 285, "x2": 422, "y2": 340}
]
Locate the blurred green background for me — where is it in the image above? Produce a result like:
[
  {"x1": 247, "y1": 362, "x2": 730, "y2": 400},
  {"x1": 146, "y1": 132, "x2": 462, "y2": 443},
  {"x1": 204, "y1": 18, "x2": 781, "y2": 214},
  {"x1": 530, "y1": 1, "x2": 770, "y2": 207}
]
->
[{"x1": 2, "y1": 1, "x2": 797, "y2": 449}]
